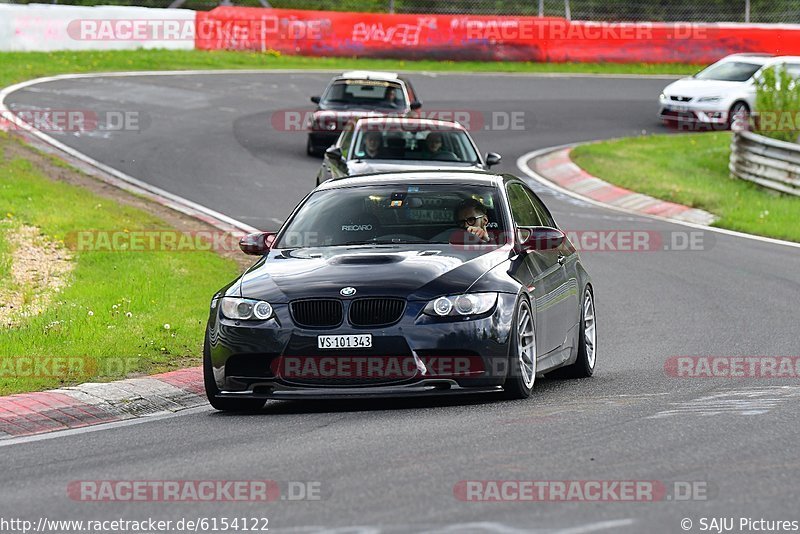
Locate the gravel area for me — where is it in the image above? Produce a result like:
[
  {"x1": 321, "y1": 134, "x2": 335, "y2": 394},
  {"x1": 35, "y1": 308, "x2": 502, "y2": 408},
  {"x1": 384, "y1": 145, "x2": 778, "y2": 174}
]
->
[{"x1": 0, "y1": 222, "x2": 73, "y2": 327}]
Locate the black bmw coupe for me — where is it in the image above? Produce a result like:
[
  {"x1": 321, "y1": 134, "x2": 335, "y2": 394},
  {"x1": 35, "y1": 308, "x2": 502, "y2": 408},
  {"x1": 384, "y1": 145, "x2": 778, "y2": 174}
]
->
[{"x1": 204, "y1": 171, "x2": 596, "y2": 411}]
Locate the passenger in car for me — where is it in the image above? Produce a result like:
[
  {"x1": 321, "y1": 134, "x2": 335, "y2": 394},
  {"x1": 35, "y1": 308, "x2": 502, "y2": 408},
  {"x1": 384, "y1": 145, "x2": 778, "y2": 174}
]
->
[{"x1": 422, "y1": 133, "x2": 458, "y2": 161}]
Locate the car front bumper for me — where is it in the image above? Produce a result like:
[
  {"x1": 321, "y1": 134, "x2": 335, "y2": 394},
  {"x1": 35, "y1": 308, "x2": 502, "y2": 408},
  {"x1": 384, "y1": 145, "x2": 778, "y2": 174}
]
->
[
  {"x1": 209, "y1": 379, "x2": 504, "y2": 400},
  {"x1": 658, "y1": 107, "x2": 730, "y2": 124},
  {"x1": 657, "y1": 98, "x2": 733, "y2": 125},
  {"x1": 205, "y1": 294, "x2": 517, "y2": 399}
]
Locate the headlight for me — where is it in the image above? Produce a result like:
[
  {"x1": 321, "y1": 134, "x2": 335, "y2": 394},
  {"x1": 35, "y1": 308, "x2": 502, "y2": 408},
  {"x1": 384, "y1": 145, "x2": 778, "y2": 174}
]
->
[
  {"x1": 220, "y1": 297, "x2": 273, "y2": 321},
  {"x1": 424, "y1": 293, "x2": 497, "y2": 317},
  {"x1": 697, "y1": 96, "x2": 721, "y2": 102},
  {"x1": 311, "y1": 113, "x2": 338, "y2": 131},
  {"x1": 659, "y1": 93, "x2": 666, "y2": 100}
]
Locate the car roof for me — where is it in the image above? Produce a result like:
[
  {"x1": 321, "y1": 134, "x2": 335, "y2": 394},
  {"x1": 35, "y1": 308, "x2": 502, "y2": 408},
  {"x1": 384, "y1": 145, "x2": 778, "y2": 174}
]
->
[
  {"x1": 338, "y1": 71, "x2": 401, "y2": 82},
  {"x1": 717, "y1": 54, "x2": 800, "y2": 68},
  {"x1": 718, "y1": 53, "x2": 780, "y2": 65},
  {"x1": 353, "y1": 117, "x2": 467, "y2": 131},
  {"x1": 718, "y1": 54, "x2": 771, "y2": 64},
  {"x1": 315, "y1": 170, "x2": 507, "y2": 190},
  {"x1": 722, "y1": 52, "x2": 775, "y2": 63}
]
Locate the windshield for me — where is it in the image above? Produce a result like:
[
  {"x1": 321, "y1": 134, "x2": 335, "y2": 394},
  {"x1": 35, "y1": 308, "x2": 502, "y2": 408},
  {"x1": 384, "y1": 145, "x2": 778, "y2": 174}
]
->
[
  {"x1": 695, "y1": 61, "x2": 762, "y2": 82},
  {"x1": 276, "y1": 185, "x2": 507, "y2": 248},
  {"x1": 321, "y1": 80, "x2": 406, "y2": 110},
  {"x1": 351, "y1": 128, "x2": 480, "y2": 163}
]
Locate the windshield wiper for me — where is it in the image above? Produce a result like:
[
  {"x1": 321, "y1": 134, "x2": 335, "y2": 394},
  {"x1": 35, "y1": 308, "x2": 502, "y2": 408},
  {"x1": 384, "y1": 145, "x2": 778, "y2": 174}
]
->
[{"x1": 339, "y1": 239, "x2": 431, "y2": 246}]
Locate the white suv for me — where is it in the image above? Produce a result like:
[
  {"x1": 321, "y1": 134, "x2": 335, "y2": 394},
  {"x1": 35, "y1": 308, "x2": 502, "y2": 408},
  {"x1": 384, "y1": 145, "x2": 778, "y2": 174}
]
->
[{"x1": 658, "y1": 54, "x2": 800, "y2": 128}]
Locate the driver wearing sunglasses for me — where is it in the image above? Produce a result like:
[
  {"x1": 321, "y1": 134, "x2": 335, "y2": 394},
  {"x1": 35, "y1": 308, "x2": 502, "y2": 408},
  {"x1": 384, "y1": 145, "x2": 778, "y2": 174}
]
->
[{"x1": 455, "y1": 198, "x2": 491, "y2": 242}]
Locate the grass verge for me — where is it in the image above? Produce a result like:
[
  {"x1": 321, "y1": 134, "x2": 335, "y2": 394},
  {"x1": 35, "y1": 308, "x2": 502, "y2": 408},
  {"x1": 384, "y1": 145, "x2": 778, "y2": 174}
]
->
[
  {"x1": 0, "y1": 132, "x2": 240, "y2": 395},
  {"x1": 0, "y1": 224, "x2": 9, "y2": 286},
  {"x1": 571, "y1": 132, "x2": 800, "y2": 243},
  {"x1": 0, "y1": 50, "x2": 699, "y2": 89}
]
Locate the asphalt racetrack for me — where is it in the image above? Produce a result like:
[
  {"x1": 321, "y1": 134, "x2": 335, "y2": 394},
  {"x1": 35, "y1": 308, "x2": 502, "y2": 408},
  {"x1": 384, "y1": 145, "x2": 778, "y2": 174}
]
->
[{"x1": 3, "y1": 72, "x2": 800, "y2": 533}]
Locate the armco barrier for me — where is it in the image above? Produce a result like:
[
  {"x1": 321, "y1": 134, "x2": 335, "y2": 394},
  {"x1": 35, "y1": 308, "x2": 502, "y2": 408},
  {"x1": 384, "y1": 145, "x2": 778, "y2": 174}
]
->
[
  {"x1": 0, "y1": 4, "x2": 195, "y2": 51},
  {"x1": 195, "y1": 7, "x2": 800, "y2": 63},
  {"x1": 4, "y1": 5, "x2": 800, "y2": 61},
  {"x1": 729, "y1": 130, "x2": 800, "y2": 196}
]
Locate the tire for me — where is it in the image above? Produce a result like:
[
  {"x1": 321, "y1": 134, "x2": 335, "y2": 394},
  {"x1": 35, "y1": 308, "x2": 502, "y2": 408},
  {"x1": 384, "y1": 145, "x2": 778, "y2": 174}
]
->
[
  {"x1": 553, "y1": 286, "x2": 596, "y2": 378},
  {"x1": 728, "y1": 102, "x2": 750, "y2": 131},
  {"x1": 203, "y1": 334, "x2": 265, "y2": 412},
  {"x1": 306, "y1": 136, "x2": 318, "y2": 157},
  {"x1": 502, "y1": 298, "x2": 537, "y2": 399}
]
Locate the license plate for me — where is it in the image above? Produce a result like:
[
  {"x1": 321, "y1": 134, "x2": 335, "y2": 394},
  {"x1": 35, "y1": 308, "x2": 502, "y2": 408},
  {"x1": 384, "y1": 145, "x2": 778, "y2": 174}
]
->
[
  {"x1": 317, "y1": 334, "x2": 372, "y2": 349},
  {"x1": 667, "y1": 104, "x2": 690, "y2": 112}
]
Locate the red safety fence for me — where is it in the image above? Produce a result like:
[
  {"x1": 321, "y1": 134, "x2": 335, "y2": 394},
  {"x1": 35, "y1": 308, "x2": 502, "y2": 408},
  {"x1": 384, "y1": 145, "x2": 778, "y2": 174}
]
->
[{"x1": 195, "y1": 7, "x2": 800, "y2": 63}]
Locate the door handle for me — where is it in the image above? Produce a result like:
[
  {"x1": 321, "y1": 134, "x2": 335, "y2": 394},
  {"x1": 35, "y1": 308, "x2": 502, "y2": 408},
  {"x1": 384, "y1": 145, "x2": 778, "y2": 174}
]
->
[{"x1": 557, "y1": 253, "x2": 566, "y2": 265}]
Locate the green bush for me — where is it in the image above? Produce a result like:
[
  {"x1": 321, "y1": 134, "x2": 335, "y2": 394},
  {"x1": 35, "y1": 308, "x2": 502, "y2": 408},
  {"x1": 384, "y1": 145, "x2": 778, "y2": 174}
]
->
[{"x1": 754, "y1": 65, "x2": 800, "y2": 143}]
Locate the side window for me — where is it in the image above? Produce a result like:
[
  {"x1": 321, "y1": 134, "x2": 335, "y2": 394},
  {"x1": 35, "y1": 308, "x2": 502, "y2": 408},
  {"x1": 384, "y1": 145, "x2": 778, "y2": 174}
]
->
[
  {"x1": 522, "y1": 186, "x2": 556, "y2": 227},
  {"x1": 506, "y1": 183, "x2": 544, "y2": 227}
]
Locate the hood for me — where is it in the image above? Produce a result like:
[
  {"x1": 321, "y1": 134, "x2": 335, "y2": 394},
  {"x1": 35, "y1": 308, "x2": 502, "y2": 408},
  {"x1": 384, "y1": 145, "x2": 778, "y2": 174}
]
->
[
  {"x1": 346, "y1": 160, "x2": 485, "y2": 175},
  {"x1": 235, "y1": 244, "x2": 513, "y2": 303},
  {"x1": 663, "y1": 77, "x2": 749, "y2": 98},
  {"x1": 314, "y1": 107, "x2": 405, "y2": 120},
  {"x1": 311, "y1": 109, "x2": 390, "y2": 133}
]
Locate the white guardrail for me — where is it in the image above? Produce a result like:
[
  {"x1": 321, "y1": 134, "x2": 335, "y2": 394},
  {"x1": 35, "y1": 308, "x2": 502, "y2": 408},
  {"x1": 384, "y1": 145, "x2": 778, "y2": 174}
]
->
[
  {"x1": 729, "y1": 130, "x2": 800, "y2": 197},
  {"x1": 0, "y1": 4, "x2": 195, "y2": 51}
]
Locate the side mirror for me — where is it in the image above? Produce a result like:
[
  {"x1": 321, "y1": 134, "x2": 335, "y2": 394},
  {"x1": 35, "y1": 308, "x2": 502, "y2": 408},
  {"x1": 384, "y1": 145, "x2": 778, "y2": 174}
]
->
[
  {"x1": 325, "y1": 146, "x2": 343, "y2": 160},
  {"x1": 485, "y1": 152, "x2": 502, "y2": 167},
  {"x1": 310, "y1": 96, "x2": 321, "y2": 104},
  {"x1": 239, "y1": 232, "x2": 277, "y2": 255},
  {"x1": 517, "y1": 226, "x2": 565, "y2": 251},
  {"x1": 410, "y1": 101, "x2": 422, "y2": 110}
]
